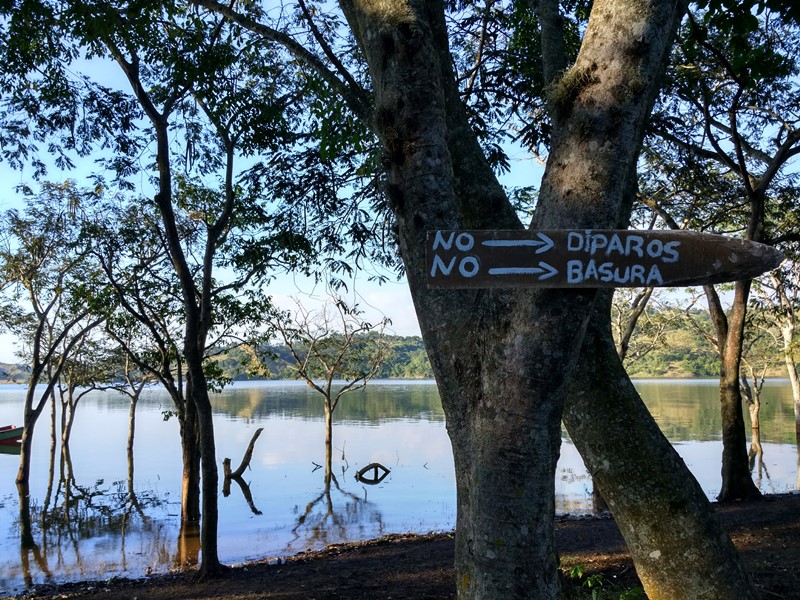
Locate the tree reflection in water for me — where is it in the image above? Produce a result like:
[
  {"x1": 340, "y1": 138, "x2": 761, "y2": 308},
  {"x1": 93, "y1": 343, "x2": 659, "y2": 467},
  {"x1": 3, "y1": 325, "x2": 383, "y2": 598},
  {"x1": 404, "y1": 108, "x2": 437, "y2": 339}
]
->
[
  {"x1": 748, "y1": 427, "x2": 771, "y2": 489},
  {"x1": 290, "y1": 445, "x2": 386, "y2": 550},
  {"x1": 175, "y1": 521, "x2": 200, "y2": 569},
  {"x1": 17, "y1": 437, "x2": 173, "y2": 586}
]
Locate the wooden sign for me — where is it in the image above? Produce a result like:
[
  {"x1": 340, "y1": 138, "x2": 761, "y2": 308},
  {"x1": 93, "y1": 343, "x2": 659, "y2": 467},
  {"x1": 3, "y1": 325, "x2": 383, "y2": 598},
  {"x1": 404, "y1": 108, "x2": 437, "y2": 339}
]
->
[{"x1": 426, "y1": 230, "x2": 784, "y2": 289}]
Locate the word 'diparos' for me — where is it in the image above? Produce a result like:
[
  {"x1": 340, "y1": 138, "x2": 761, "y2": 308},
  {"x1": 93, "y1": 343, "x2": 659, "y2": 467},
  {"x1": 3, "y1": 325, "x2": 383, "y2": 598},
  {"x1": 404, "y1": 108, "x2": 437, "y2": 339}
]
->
[{"x1": 567, "y1": 231, "x2": 680, "y2": 262}]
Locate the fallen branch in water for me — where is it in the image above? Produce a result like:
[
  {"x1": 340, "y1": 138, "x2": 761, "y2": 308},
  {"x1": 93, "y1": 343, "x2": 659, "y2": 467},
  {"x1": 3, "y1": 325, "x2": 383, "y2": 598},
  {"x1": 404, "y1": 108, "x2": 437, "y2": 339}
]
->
[{"x1": 223, "y1": 428, "x2": 264, "y2": 495}]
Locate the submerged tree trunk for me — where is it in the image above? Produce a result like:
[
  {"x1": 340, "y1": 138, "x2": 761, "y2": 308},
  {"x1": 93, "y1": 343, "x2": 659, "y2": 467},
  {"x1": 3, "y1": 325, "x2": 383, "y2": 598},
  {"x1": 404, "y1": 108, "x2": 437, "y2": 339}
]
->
[
  {"x1": 778, "y1": 317, "x2": 800, "y2": 432},
  {"x1": 749, "y1": 427, "x2": 766, "y2": 490},
  {"x1": 179, "y1": 396, "x2": 201, "y2": 524},
  {"x1": 182, "y1": 331, "x2": 223, "y2": 577},
  {"x1": 127, "y1": 391, "x2": 138, "y2": 501},
  {"x1": 324, "y1": 402, "x2": 333, "y2": 455},
  {"x1": 17, "y1": 378, "x2": 55, "y2": 549},
  {"x1": 42, "y1": 392, "x2": 57, "y2": 515},
  {"x1": 741, "y1": 369, "x2": 763, "y2": 431},
  {"x1": 16, "y1": 428, "x2": 36, "y2": 550},
  {"x1": 709, "y1": 283, "x2": 761, "y2": 501},
  {"x1": 565, "y1": 294, "x2": 759, "y2": 599}
]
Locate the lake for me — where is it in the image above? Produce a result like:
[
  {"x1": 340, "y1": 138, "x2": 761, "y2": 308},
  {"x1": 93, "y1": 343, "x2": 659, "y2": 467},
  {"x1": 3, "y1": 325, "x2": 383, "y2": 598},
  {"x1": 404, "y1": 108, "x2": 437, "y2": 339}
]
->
[{"x1": 0, "y1": 378, "x2": 797, "y2": 594}]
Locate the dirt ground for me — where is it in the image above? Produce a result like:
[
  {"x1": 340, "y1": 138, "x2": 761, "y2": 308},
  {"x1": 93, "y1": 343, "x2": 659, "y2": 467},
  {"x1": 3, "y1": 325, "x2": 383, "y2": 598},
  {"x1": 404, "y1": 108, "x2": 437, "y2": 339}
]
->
[{"x1": 7, "y1": 493, "x2": 800, "y2": 600}]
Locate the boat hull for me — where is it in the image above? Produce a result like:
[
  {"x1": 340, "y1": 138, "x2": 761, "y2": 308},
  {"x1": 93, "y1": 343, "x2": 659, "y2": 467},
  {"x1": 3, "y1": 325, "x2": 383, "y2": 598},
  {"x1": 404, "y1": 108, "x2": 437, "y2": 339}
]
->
[{"x1": 0, "y1": 425, "x2": 23, "y2": 448}]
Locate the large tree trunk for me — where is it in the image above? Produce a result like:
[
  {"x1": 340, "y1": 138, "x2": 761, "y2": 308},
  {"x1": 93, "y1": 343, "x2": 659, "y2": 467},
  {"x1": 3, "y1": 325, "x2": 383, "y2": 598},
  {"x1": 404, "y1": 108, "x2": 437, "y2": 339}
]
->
[
  {"x1": 339, "y1": 0, "x2": 687, "y2": 596},
  {"x1": 193, "y1": 385, "x2": 222, "y2": 577},
  {"x1": 183, "y1": 336, "x2": 223, "y2": 577},
  {"x1": 718, "y1": 363, "x2": 760, "y2": 500},
  {"x1": 565, "y1": 294, "x2": 759, "y2": 599}
]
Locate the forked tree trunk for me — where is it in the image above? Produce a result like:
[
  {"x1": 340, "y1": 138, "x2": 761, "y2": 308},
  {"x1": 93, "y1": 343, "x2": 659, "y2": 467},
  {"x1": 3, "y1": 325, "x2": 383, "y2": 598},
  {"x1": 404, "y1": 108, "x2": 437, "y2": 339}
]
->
[
  {"x1": 565, "y1": 295, "x2": 759, "y2": 600},
  {"x1": 338, "y1": 0, "x2": 693, "y2": 596},
  {"x1": 184, "y1": 351, "x2": 223, "y2": 577}
]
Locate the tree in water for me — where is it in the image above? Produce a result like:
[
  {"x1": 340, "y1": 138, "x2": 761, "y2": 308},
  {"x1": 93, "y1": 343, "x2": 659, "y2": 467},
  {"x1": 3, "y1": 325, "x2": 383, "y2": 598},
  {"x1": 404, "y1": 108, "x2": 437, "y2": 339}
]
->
[
  {"x1": 0, "y1": 183, "x2": 104, "y2": 549},
  {"x1": 270, "y1": 296, "x2": 391, "y2": 475},
  {"x1": 641, "y1": 1, "x2": 800, "y2": 500}
]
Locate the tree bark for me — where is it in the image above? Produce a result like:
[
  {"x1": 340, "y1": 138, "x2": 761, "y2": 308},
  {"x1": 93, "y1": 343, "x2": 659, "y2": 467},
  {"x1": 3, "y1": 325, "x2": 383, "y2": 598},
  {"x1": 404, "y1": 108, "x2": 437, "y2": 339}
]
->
[
  {"x1": 179, "y1": 398, "x2": 201, "y2": 523},
  {"x1": 324, "y1": 403, "x2": 333, "y2": 454},
  {"x1": 565, "y1": 294, "x2": 759, "y2": 599},
  {"x1": 183, "y1": 340, "x2": 224, "y2": 577},
  {"x1": 338, "y1": 0, "x2": 687, "y2": 596}
]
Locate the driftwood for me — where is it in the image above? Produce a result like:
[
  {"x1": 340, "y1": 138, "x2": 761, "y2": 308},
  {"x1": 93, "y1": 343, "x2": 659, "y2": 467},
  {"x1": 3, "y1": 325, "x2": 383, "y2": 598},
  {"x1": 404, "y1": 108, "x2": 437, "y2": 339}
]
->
[{"x1": 223, "y1": 428, "x2": 264, "y2": 498}]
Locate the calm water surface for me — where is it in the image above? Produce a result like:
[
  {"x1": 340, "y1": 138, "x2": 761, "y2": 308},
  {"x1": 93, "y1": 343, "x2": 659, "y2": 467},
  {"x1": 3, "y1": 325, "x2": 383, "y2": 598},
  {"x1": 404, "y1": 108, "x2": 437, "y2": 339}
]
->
[{"x1": 0, "y1": 378, "x2": 797, "y2": 593}]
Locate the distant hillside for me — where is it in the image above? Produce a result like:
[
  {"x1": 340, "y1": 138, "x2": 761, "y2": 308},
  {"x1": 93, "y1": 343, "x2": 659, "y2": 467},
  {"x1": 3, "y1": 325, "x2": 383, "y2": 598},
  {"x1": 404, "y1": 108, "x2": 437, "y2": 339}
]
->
[
  {"x1": 215, "y1": 335, "x2": 435, "y2": 381},
  {"x1": 0, "y1": 362, "x2": 30, "y2": 383}
]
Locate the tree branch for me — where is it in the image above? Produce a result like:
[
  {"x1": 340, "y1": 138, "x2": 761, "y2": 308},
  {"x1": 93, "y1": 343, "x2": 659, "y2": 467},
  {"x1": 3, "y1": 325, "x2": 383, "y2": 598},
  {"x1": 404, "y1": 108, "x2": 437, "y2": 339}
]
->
[{"x1": 192, "y1": 0, "x2": 373, "y2": 125}]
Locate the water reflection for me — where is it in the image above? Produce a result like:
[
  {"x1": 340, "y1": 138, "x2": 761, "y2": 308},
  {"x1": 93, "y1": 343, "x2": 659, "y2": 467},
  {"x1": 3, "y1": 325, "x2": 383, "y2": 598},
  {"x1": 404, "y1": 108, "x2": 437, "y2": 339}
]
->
[
  {"x1": 290, "y1": 455, "x2": 386, "y2": 552},
  {"x1": 749, "y1": 427, "x2": 770, "y2": 489},
  {"x1": 19, "y1": 544, "x2": 52, "y2": 589},
  {"x1": 12, "y1": 444, "x2": 173, "y2": 589},
  {"x1": 222, "y1": 428, "x2": 264, "y2": 516},
  {"x1": 0, "y1": 379, "x2": 798, "y2": 594},
  {"x1": 175, "y1": 522, "x2": 200, "y2": 569}
]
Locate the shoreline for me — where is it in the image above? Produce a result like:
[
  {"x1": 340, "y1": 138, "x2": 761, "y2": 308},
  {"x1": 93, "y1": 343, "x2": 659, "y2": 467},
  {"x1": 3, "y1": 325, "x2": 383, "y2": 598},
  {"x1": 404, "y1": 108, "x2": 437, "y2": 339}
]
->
[{"x1": 7, "y1": 493, "x2": 800, "y2": 600}]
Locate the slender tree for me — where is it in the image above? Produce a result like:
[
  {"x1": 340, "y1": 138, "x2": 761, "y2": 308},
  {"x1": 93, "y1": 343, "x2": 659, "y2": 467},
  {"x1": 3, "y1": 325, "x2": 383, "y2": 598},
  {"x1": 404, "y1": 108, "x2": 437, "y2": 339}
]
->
[
  {"x1": 642, "y1": 3, "x2": 800, "y2": 500},
  {"x1": 0, "y1": 182, "x2": 104, "y2": 548},
  {"x1": 271, "y1": 296, "x2": 390, "y2": 472}
]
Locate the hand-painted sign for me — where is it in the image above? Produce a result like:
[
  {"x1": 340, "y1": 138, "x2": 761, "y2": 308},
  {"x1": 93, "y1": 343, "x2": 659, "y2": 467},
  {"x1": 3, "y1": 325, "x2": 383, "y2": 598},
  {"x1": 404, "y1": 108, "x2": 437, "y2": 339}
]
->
[{"x1": 426, "y1": 230, "x2": 784, "y2": 289}]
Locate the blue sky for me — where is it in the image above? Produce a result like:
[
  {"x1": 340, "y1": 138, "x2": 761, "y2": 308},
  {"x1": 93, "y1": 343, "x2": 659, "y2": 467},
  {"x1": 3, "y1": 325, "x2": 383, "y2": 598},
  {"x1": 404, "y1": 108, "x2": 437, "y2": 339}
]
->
[
  {"x1": 0, "y1": 43, "x2": 546, "y2": 364},
  {"x1": 0, "y1": 132, "x2": 544, "y2": 365}
]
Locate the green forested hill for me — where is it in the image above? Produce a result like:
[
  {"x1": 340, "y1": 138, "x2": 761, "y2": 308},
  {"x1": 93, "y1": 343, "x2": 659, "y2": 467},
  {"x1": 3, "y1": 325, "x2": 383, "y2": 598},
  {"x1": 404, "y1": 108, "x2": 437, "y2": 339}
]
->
[
  {"x1": 3, "y1": 312, "x2": 786, "y2": 384},
  {"x1": 0, "y1": 363, "x2": 30, "y2": 383},
  {"x1": 217, "y1": 319, "x2": 746, "y2": 381},
  {"x1": 618, "y1": 306, "x2": 782, "y2": 379},
  {"x1": 216, "y1": 335, "x2": 435, "y2": 381}
]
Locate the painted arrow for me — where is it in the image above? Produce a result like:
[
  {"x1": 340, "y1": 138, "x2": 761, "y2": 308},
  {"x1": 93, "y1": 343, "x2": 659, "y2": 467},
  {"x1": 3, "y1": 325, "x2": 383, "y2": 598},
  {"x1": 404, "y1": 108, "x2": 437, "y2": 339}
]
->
[
  {"x1": 488, "y1": 262, "x2": 559, "y2": 280},
  {"x1": 481, "y1": 232, "x2": 554, "y2": 254}
]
